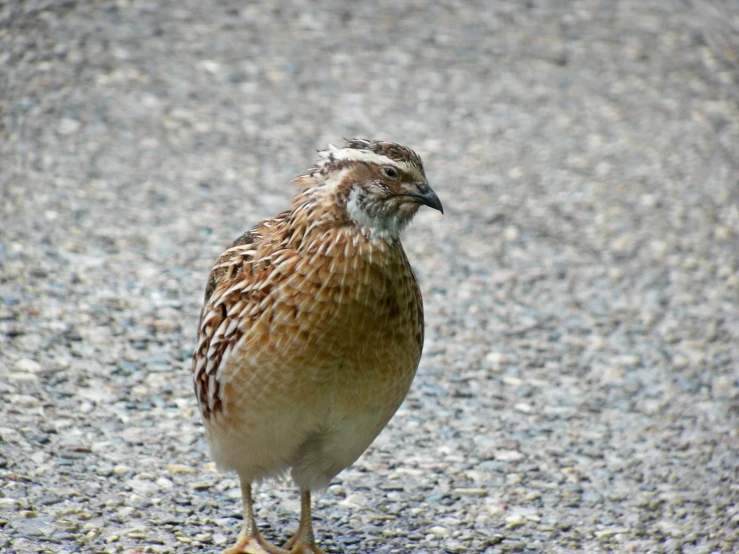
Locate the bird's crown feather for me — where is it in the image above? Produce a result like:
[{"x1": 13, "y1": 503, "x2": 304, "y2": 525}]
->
[{"x1": 294, "y1": 138, "x2": 425, "y2": 188}]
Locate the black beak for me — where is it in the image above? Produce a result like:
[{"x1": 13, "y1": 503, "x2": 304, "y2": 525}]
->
[{"x1": 407, "y1": 182, "x2": 444, "y2": 214}]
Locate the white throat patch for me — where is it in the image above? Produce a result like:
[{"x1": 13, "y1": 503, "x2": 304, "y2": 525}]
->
[{"x1": 346, "y1": 187, "x2": 406, "y2": 242}]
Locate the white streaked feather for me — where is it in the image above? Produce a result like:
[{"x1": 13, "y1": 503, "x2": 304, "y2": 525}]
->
[
  {"x1": 224, "y1": 317, "x2": 239, "y2": 338},
  {"x1": 273, "y1": 257, "x2": 296, "y2": 274},
  {"x1": 205, "y1": 356, "x2": 217, "y2": 378},
  {"x1": 227, "y1": 300, "x2": 245, "y2": 317},
  {"x1": 214, "y1": 318, "x2": 229, "y2": 339},
  {"x1": 196, "y1": 334, "x2": 210, "y2": 353},
  {"x1": 218, "y1": 281, "x2": 244, "y2": 303},
  {"x1": 207, "y1": 332, "x2": 228, "y2": 358},
  {"x1": 194, "y1": 354, "x2": 206, "y2": 375},
  {"x1": 201, "y1": 309, "x2": 220, "y2": 327}
]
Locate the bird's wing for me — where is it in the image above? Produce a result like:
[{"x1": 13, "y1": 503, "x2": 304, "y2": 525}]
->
[
  {"x1": 193, "y1": 227, "x2": 269, "y2": 420},
  {"x1": 203, "y1": 229, "x2": 260, "y2": 304}
]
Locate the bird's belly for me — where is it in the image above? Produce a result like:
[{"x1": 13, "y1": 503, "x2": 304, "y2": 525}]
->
[
  {"x1": 205, "y1": 317, "x2": 418, "y2": 485},
  {"x1": 288, "y1": 401, "x2": 402, "y2": 490}
]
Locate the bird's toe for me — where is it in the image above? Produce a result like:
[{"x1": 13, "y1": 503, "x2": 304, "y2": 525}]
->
[
  {"x1": 223, "y1": 534, "x2": 288, "y2": 554},
  {"x1": 286, "y1": 545, "x2": 326, "y2": 554}
]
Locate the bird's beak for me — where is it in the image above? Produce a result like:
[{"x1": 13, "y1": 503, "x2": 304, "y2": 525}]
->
[{"x1": 407, "y1": 182, "x2": 444, "y2": 214}]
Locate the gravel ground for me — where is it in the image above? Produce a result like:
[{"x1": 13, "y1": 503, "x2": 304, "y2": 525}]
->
[{"x1": 1, "y1": 1, "x2": 738, "y2": 553}]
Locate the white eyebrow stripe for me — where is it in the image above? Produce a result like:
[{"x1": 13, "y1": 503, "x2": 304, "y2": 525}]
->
[{"x1": 320, "y1": 146, "x2": 398, "y2": 167}]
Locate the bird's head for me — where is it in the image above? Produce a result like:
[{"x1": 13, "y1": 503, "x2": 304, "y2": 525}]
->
[{"x1": 296, "y1": 139, "x2": 443, "y2": 241}]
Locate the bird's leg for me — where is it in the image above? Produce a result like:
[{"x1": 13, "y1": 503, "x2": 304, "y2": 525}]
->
[
  {"x1": 282, "y1": 490, "x2": 326, "y2": 554},
  {"x1": 223, "y1": 480, "x2": 288, "y2": 554}
]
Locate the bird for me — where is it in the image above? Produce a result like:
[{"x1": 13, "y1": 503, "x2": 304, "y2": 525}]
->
[{"x1": 191, "y1": 139, "x2": 443, "y2": 554}]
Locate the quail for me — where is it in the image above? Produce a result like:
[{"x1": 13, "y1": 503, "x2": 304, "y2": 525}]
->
[{"x1": 192, "y1": 139, "x2": 443, "y2": 553}]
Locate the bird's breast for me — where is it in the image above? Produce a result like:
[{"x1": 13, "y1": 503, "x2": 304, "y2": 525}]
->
[{"x1": 264, "y1": 230, "x2": 423, "y2": 386}]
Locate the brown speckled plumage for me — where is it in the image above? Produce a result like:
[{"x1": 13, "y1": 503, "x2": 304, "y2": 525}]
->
[{"x1": 192, "y1": 139, "x2": 442, "y2": 554}]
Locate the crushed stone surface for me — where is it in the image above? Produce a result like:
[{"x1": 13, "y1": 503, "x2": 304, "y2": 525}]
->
[{"x1": 1, "y1": 1, "x2": 738, "y2": 552}]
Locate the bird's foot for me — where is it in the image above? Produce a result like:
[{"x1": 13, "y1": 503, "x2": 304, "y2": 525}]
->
[
  {"x1": 282, "y1": 536, "x2": 326, "y2": 554},
  {"x1": 223, "y1": 533, "x2": 288, "y2": 554},
  {"x1": 284, "y1": 544, "x2": 326, "y2": 554}
]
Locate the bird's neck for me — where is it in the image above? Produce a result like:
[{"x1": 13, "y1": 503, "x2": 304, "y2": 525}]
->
[{"x1": 285, "y1": 184, "x2": 400, "y2": 248}]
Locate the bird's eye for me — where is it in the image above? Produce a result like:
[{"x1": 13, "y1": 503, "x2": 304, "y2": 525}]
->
[{"x1": 381, "y1": 166, "x2": 399, "y2": 179}]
